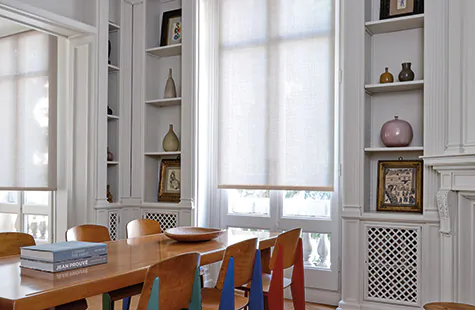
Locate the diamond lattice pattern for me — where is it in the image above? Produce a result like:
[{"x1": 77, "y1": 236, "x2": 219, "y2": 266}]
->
[
  {"x1": 108, "y1": 212, "x2": 119, "y2": 241},
  {"x1": 143, "y1": 212, "x2": 177, "y2": 231},
  {"x1": 366, "y1": 226, "x2": 419, "y2": 305}
]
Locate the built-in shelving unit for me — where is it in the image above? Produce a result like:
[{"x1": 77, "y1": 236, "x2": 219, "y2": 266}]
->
[
  {"x1": 145, "y1": 97, "x2": 182, "y2": 108},
  {"x1": 145, "y1": 151, "x2": 182, "y2": 157},
  {"x1": 363, "y1": 5, "x2": 425, "y2": 213},
  {"x1": 146, "y1": 44, "x2": 182, "y2": 57}
]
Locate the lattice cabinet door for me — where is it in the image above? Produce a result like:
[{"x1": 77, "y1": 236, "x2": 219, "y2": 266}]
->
[
  {"x1": 107, "y1": 210, "x2": 121, "y2": 241},
  {"x1": 141, "y1": 210, "x2": 178, "y2": 232},
  {"x1": 364, "y1": 224, "x2": 421, "y2": 307}
]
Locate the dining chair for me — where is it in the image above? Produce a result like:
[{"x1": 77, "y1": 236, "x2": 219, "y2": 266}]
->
[
  {"x1": 238, "y1": 228, "x2": 304, "y2": 309},
  {"x1": 201, "y1": 238, "x2": 259, "y2": 310},
  {"x1": 136, "y1": 252, "x2": 201, "y2": 310},
  {"x1": 126, "y1": 219, "x2": 162, "y2": 238},
  {"x1": 423, "y1": 303, "x2": 475, "y2": 309},
  {"x1": 66, "y1": 224, "x2": 142, "y2": 310},
  {"x1": 0, "y1": 232, "x2": 88, "y2": 310}
]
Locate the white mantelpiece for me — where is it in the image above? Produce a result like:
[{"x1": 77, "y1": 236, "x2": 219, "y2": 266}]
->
[{"x1": 424, "y1": 154, "x2": 475, "y2": 304}]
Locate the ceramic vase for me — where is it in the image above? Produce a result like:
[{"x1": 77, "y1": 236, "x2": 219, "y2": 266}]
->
[
  {"x1": 108, "y1": 40, "x2": 111, "y2": 65},
  {"x1": 164, "y1": 68, "x2": 177, "y2": 98},
  {"x1": 162, "y1": 124, "x2": 180, "y2": 151},
  {"x1": 380, "y1": 116, "x2": 413, "y2": 147},
  {"x1": 379, "y1": 67, "x2": 394, "y2": 83},
  {"x1": 107, "y1": 147, "x2": 114, "y2": 161},
  {"x1": 398, "y1": 62, "x2": 415, "y2": 82},
  {"x1": 107, "y1": 106, "x2": 113, "y2": 115},
  {"x1": 107, "y1": 185, "x2": 113, "y2": 203}
]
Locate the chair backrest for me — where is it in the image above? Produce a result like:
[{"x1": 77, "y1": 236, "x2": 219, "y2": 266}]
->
[
  {"x1": 126, "y1": 219, "x2": 162, "y2": 238},
  {"x1": 65, "y1": 224, "x2": 111, "y2": 242},
  {"x1": 136, "y1": 252, "x2": 201, "y2": 310},
  {"x1": 216, "y1": 237, "x2": 258, "y2": 290},
  {"x1": 0, "y1": 232, "x2": 35, "y2": 257},
  {"x1": 270, "y1": 228, "x2": 302, "y2": 270}
]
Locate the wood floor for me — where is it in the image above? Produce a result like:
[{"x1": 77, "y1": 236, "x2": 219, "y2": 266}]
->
[{"x1": 86, "y1": 295, "x2": 336, "y2": 309}]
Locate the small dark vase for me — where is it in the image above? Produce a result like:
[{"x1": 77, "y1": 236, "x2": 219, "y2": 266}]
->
[
  {"x1": 108, "y1": 40, "x2": 111, "y2": 64},
  {"x1": 398, "y1": 62, "x2": 415, "y2": 82},
  {"x1": 107, "y1": 147, "x2": 114, "y2": 161},
  {"x1": 107, "y1": 106, "x2": 113, "y2": 115}
]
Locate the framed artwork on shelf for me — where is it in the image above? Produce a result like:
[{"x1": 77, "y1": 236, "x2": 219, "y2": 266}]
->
[
  {"x1": 158, "y1": 158, "x2": 181, "y2": 202},
  {"x1": 160, "y1": 9, "x2": 182, "y2": 46},
  {"x1": 379, "y1": 0, "x2": 424, "y2": 20},
  {"x1": 376, "y1": 160, "x2": 423, "y2": 213}
]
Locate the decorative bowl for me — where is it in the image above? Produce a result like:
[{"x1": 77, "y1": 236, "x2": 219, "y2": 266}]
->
[{"x1": 164, "y1": 227, "x2": 224, "y2": 242}]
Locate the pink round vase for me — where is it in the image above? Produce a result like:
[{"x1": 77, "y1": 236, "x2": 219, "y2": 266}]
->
[{"x1": 380, "y1": 116, "x2": 413, "y2": 147}]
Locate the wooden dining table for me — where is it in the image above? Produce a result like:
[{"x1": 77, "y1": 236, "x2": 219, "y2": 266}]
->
[{"x1": 0, "y1": 230, "x2": 278, "y2": 310}]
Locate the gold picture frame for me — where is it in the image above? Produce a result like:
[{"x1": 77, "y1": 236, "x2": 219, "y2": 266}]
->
[
  {"x1": 376, "y1": 160, "x2": 423, "y2": 213},
  {"x1": 158, "y1": 159, "x2": 181, "y2": 202}
]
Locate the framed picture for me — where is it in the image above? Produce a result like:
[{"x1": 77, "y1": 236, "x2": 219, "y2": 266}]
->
[
  {"x1": 160, "y1": 9, "x2": 182, "y2": 46},
  {"x1": 380, "y1": 0, "x2": 424, "y2": 20},
  {"x1": 158, "y1": 159, "x2": 181, "y2": 202},
  {"x1": 376, "y1": 160, "x2": 423, "y2": 213}
]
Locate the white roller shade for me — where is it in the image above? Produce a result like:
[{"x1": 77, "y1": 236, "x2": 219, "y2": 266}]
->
[
  {"x1": 217, "y1": 0, "x2": 335, "y2": 191},
  {"x1": 0, "y1": 31, "x2": 57, "y2": 190}
]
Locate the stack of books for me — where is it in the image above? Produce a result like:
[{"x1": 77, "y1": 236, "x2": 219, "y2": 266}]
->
[{"x1": 20, "y1": 241, "x2": 108, "y2": 273}]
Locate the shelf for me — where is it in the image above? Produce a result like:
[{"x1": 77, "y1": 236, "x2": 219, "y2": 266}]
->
[
  {"x1": 361, "y1": 211, "x2": 427, "y2": 223},
  {"x1": 146, "y1": 44, "x2": 182, "y2": 58},
  {"x1": 141, "y1": 202, "x2": 180, "y2": 208},
  {"x1": 107, "y1": 161, "x2": 119, "y2": 165},
  {"x1": 108, "y1": 64, "x2": 120, "y2": 72},
  {"x1": 145, "y1": 97, "x2": 181, "y2": 108},
  {"x1": 365, "y1": 14, "x2": 424, "y2": 35},
  {"x1": 365, "y1": 80, "x2": 424, "y2": 94},
  {"x1": 364, "y1": 146, "x2": 424, "y2": 152},
  {"x1": 107, "y1": 115, "x2": 119, "y2": 120},
  {"x1": 145, "y1": 152, "x2": 181, "y2": 157},
  {"x1": 108, "y1": 21, "x2": 120, "y2": 32}
]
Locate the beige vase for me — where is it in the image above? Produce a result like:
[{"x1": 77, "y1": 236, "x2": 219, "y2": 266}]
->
[
  {"x1": 164, "y1": 68, "x2": 177, "y2": 98},
  {"x1": 162, "y1": 124, "x2": 180, "y2": 151}
]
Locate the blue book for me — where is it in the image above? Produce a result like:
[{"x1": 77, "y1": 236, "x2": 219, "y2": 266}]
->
[{"x1": 20, "y1": 241, "x2": 107, "y2": 263}]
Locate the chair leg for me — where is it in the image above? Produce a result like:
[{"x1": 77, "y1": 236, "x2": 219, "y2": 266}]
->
[
  {"x1": 290, "y1": 238, "x2": 306, "y2": 310},
  {"x1": 122, "y1": 297, "x2": 131, "y2": 310},
  {"x1": 267, "y1": 244, "x2": 284, "y2": 310},
  {"x1": 102, "y1": 293, "x2": 114, "y2": 310}
]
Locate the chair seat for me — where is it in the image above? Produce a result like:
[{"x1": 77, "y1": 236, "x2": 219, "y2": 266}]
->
[
  {"x1": 424, "y1": 303, "x2": 475, "y2": 310},
  {"x1": 107, "y1": 283, "x2": 143, "y2": 301},
  {"x1": 201, "y1": 288, "x2": 248, "y2": 310},
  {"x1": 55, "y1": 299, "x2": 88, "y2": 310},
  {"x1": 239, "y1": 273, "x2": 292, "y2": 293}
]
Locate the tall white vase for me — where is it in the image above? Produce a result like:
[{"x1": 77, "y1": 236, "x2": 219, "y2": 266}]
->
[{"x1": 164, "y1": 68, "x2": 177, "y2": 98}]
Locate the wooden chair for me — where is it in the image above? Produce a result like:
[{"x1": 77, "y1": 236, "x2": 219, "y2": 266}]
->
[
  {"x1": 136, "y1": 252, "x2": 201, "y2": 310},
  {"x1": 201, "y1": 238, "x2": 259, "y2": 310},
  {"x1": 66, "y1": 225, "x2": 142, "y2": 310},
  {"x1": 0, "y1": 232, "x2": 88, "y2": 310},
  {"x1": 126, "y1": 219, "x2": 162, "y2": 238},
  {"x1": 238, "y1": 228, "x2": 303, "y2": 309},
  {"x1": 423, "y1": 303, "x2": 475, "y2": 309}
]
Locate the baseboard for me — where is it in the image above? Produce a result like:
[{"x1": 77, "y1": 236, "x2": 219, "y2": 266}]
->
[
  {"x1": 338, "y1": 300, "x2": 422, "y2": 310},
  {"x1": 284, "y1": 287, "x2": 341, "y2": 306}
]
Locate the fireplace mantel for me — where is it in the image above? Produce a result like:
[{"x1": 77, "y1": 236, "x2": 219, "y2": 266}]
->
[{"x1": 423, "y1": 154, "x2": 475, "y2": 191}]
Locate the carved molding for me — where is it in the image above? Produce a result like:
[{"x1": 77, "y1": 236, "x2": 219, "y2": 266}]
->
[
  {"x1": 436, "y1": 190, "x2": 450, "y2": 220},
  {"x1": 436, "y1": 190, "x2": 457, "y2": 234}
]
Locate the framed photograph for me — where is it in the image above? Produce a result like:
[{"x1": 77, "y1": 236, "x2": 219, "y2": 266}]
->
[
  {"x1": 376, "y1": 160, "x2": 423, "y2": 213},
  {"x1": 380, "y1": 0, "x2": 424, "y2": 20},
  {"x1": 158, "y1": 159, "x2": 181, "y2": 202},
  {"x1": 160, "y1": 9, "x2": 182, "y2": 46}
]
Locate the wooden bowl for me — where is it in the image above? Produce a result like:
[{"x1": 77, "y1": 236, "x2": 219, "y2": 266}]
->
[{"x1": 164, "y1": 227, "x2": 224, "y2": 242}]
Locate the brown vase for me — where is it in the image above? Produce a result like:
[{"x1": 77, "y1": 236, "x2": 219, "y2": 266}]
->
[
  {"x1": 398, "y1": 62, "x2": 415, "y2": 82},
  {"x1": 107, "y1": 147, "x2": 114, "y2": 161},
  {"x1": 380, "y1": 67, "x2": 394, "y2": 83}
]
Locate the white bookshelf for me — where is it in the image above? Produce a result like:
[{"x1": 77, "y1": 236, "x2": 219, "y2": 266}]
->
[
  {"x1": 365, "y1": 14, "x2": 424, "y2": 35},
  {"x1": 364, "y1": 146, "x2": 424, "y2": 153}
]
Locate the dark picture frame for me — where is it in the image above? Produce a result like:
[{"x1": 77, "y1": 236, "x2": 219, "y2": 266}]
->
[
  {"x1": 376, "y1": 160, "x2": 423, "y2": 213},
  {"x1": 380, "y1": 0, "x2": 424, "y2": 20},
  {"x1": 160, "y1": 9, "x2": 182, "y2": 46},
  {"x1": 158, "y1": 158, "x2": 181, "y2": 202}
]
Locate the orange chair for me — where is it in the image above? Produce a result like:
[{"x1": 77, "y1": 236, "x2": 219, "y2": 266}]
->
[
  {"x1": 201, "y1": 238, "x2": 259, "y2": 309},
  {"x1": 0, "y1": 232, "x2": 88, "y2": 310},
  {"x1": 136, "y1": 252, "x2": 201, "y2": 310},
  {"x1": 126, "y1": 219, "x2": 162, "y2": 238},
  {"x1": 66, "y1": 224, "x2": 142, "y2": 310}
]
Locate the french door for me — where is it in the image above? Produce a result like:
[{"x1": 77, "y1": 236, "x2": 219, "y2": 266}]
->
[
  {"x1": 0, "y1": 191, "x2": 53, "y2": 243},
  {"x1": 220, "y1": 188, "x2": 340, "y2": 292}
]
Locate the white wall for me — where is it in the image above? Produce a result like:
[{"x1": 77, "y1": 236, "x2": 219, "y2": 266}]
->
[{"x1": 16, "y1": 0, "x2": 97, "y2": 26}]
